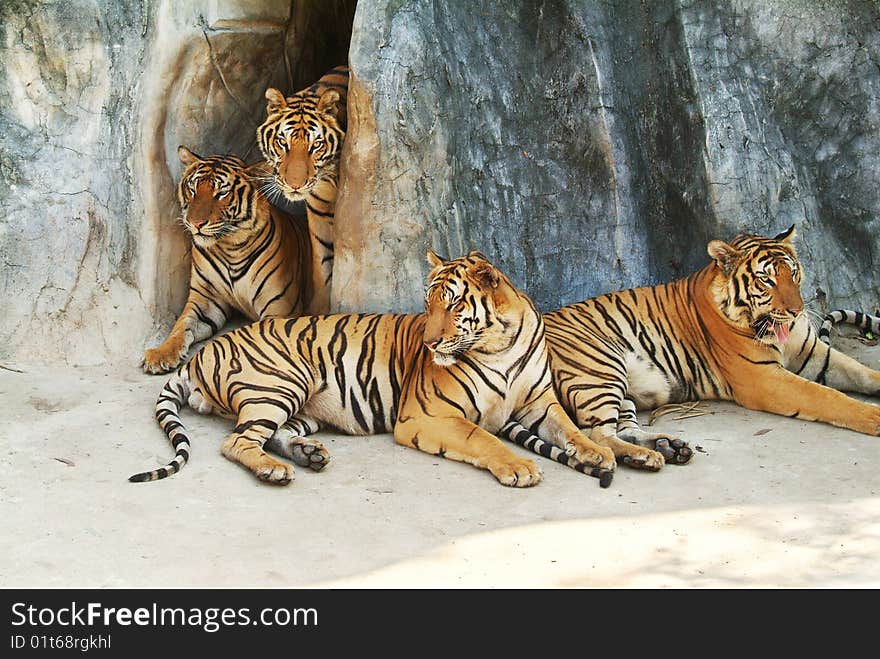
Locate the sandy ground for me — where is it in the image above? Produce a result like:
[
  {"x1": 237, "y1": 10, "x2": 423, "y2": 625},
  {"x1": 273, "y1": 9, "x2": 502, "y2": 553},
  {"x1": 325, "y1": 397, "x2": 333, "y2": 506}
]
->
[{"x1": 1, "y1": 335, "x2": 879, "y2": 589}]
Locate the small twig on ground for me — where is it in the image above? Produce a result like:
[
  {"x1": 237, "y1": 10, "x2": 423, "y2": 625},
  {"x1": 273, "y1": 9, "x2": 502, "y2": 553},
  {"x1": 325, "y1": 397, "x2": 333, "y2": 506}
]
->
[
  {"x1": 674, "y1": 412, "x2": 710, "y2": 421},
  {"x1": 648, "y1": 401, "x2": 711, "y2": 426},
  {"x1": 0, "y1": 364, "x2": 25, "y2": 373},
  {"x1": 53, "y1": 457, "x2": 75, "y2": 467}
]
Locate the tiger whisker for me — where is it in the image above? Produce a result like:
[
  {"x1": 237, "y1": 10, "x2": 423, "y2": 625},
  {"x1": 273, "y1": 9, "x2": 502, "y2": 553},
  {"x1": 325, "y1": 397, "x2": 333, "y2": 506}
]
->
[{"x1": 801, "y1": 308, "x2": 825, "y2": 332}]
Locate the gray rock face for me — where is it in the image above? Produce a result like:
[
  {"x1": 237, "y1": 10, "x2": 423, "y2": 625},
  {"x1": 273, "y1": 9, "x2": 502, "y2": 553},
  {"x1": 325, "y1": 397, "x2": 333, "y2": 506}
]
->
[
  {"x1": 334, "y1": 0, "x2": 880, "y2": 315},
  {"x1": 1, "y1": 0, "x2": 878, "y2": 365}
]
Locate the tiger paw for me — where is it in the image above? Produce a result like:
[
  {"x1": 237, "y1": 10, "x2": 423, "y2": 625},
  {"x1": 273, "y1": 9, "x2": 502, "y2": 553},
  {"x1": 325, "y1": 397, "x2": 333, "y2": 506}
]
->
[
  {"x1": 254, "y1": 459, "x2": 295, "y2": 485},
  {"x1": 290, "y1": 439, "x2": 331, "y2": 472},
  {"x1": 849, "y1": 403, "x2": 880, "y2": 436},
  {"x1": 143, "y1": 343, "x2": 186, "y2": 374},
  {"x1": 654, "y1": 437, "x2": 693, "y2": 464},
  {"x1": 867, "y1": 404, "x2": 880, "y2": 436},
  {"x1": 266, "y1": 433, "x2": 331, "y2": 471},
  {"x1": 566, "y1": 441, "x2": 616, "y2": 471},
  {"x1": 488, "y1": 457, "x2": 543, "y2": 487},
  {"x1": 620, "y1": 446, "x2": 665, "y2": 471}
]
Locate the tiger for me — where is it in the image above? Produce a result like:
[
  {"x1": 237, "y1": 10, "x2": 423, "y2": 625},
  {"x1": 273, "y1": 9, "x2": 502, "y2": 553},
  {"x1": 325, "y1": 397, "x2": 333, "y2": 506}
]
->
[
  {"x1": 819, "y1": 309, "x2": 880, "y2": 344},
  {"x1": 503, "y1": 227, "x2": 880, "y2": 471},
  {"x1": 255, "y1": 65, "x2": 348, "y2": 311},
  {"x1": 129, "y1": 251, "x2": 616, "y2": 487},
  {"x1": 142, "y1": 147, "x2": 328, "y2": 374}
]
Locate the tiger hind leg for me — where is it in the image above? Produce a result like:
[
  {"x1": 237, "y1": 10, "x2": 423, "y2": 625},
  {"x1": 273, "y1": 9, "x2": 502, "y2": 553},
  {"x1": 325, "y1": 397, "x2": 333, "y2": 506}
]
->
[
  {"x1": 569, "y1": 388, "x2": 666, "y2": 471},
  {"x1": 786, "y1": 315, "x2": 880, "y2": 396},
  {"x1": 221, "y1": 405, "x2": 296, "y2": 484},
  {"x1": 616, "y1": 398, "x2": 693, "y2": 465},
  {"x1": 264, "y1": 415, "x2": 330, "y2": 472}
]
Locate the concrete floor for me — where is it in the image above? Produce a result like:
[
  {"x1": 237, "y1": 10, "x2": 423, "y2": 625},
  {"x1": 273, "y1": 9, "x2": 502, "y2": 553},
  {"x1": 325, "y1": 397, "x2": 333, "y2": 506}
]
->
[{"x1": 2, "y1": 335, "x2": 879, "y2": 588}]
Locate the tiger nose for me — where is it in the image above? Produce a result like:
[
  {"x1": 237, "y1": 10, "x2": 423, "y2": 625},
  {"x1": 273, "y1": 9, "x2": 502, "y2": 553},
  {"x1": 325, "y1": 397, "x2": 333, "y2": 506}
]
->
[
  {"x1": 191, "y1": 218, "x2": 207, "y2": 229},
  {"x1": 424, "y1": 339, "x2": 440, "y2": 351}
]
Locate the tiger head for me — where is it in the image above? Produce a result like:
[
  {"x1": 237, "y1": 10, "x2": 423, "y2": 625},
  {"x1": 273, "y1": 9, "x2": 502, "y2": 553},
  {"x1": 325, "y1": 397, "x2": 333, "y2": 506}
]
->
[
  {"x1": 708, "y1": 225, "x2": 804, "y2": 344},
  {"x1": 176, "y1": 147, "x2": 263, "y2": 248},
  {"x1": 422, "y1": 250, "x2": 531, "y2": 366},
  {"x1": 256, "y1": 87, "x2": 346, "y2": 202}
]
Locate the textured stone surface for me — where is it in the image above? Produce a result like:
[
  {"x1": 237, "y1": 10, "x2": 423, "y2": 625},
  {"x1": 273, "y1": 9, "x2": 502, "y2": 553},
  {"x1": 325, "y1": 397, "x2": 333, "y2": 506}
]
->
[
  {"x1": 334, "y1": 0, "x2": 880, "y2": 315},
  {"x1": 1, "y1": 0, "x2": 878, "y2": 365}
]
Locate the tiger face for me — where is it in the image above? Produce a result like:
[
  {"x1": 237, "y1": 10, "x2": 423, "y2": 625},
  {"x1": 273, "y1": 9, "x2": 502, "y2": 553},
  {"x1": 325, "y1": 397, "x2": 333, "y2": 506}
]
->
[
  {"x1": 256, "y1": 87, "x2": 345, "y2": 202},
  {"x1": 708, "y1": 225, "x2": 804, "y2": 344},
  {"x1": 176, "y1": 147, "x2": 258, "y2": 247},
  {"x1": 422, "y1": 250, "x2": 522, "y2": 366}
]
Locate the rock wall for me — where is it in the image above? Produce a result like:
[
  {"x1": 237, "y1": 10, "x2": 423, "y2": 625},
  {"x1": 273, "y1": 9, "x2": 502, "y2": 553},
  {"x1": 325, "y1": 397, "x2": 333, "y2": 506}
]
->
[
  {"x1": 1, "y1": 0, "x2": 878, "y2": 365},
  {"x1": 334, "y1": 0, "x2": 880, "y2": 315}
]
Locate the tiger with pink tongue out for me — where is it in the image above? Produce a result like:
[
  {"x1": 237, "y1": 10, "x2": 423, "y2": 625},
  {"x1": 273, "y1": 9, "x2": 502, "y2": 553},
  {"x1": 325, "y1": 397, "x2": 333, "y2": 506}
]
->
[{"x1": 503, "y1": 226, "x2": 880, "y2": 471}]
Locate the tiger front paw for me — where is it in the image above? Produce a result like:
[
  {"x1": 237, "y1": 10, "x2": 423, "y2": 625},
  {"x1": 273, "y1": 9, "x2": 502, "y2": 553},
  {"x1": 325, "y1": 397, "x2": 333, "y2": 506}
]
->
[
  {"x1": 143, "y1": 342, "x2": 187, "y2": 374},
  {"x1": 566, "y1": 440, "x2": 616, "y2": 471},
  {"x1": 488, "y1": 456, "x2": 543, "y2": 487},
  {"x1": 254, "y1": 459, "x2": 296, "y2": 485},
  {"x1": 843, "y1": 402, "x2": 880, "y2": 436},
  {"x1": 860, "y1": 404, "x2": 880, "y2": 436},
  {"x1": 620, "y1": 446, "x2": 665, "y2": 471}
]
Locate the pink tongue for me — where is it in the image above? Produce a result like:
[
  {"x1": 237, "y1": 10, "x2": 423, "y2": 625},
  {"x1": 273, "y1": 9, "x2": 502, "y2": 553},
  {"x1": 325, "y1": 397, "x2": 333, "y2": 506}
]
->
[{"x1": 773, "y1": 322, "x2": 791, "y2": 344}]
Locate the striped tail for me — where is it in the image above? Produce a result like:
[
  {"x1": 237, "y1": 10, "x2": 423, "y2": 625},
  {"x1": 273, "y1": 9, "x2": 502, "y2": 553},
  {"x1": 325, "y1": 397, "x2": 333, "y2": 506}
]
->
[
  {"x1": 819, "y1": 309, "x2": 880, "y2": 345},
  {"x1": 129, "y1": 370, "x2": 192, "y2": 482},
  {"x1": 501, "y1": 421, "x2": 613, "y2": 487}
]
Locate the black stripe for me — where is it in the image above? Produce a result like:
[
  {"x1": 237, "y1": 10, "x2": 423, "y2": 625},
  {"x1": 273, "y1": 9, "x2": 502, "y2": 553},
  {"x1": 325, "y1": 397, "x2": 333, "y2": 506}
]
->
[
  {"x1": 814, "y1": 345, "x2": 831, "y2": 384},
  {"x1": 349, "y1": 390, "x2": 370, "y2": 433}
]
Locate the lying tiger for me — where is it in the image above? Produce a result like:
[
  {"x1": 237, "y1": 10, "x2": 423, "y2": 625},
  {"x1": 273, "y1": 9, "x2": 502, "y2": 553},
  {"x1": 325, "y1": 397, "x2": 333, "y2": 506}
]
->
[
  {"x1": 256, "y1": 65, "x2": 348, "y2": 310},
  {"x1": 506, "y1": 227, "x2": 880, "y2": 470},
  {"x1": 142, "y1": 148, "x2": 327, "y2": 374},
  {"x1": 130, "y1": 251, "x2": 616, "y2": 486}
]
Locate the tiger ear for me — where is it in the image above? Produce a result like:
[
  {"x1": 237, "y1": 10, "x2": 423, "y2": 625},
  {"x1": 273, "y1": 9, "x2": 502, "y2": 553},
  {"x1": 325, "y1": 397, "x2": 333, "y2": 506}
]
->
[
  {"x1": 427, "y1": 250, "x2": 446, "y2": 268},
  {"x1": 244, "y1": 160, "x2": 272, "y2": 178},
  {"x1": 773, "y1": 225, "x2": 796, "y2": 243},
  {"x1": 265, "y1": 88, "x2": 287, "y2": 114},
  {"x1": 178, "y1": 146, "x2": 201, "y2": 166},
  {"x1": 468, "y1": 261, "x2": 500, "y2": 290},
  {"x1": 707, "y1": 240, "x2": 741, "y2": 276},
  {"x1": 317, "y1": 89, "x2": 342, "y2": 117}
]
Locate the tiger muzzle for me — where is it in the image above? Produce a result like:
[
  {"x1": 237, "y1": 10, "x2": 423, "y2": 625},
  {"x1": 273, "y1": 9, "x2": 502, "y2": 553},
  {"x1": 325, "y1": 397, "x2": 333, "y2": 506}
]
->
[
  {"x1": 186, "y1": 188, "x2": 221, "y2": 232},
  {"x1": 282, "y1": 146, "x2": 312, "y2": 190}
]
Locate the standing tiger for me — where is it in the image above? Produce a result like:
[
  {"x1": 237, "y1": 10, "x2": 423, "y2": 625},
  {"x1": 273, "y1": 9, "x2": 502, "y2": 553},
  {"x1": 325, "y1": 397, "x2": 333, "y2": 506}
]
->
[
  {"x1": 129, "y1": 251, "x2": 616, "y2": 487},
  {"x1": 507, "y1": 227, "x2": 880, "y2": 470},
  {"x1": 256, "y1": 65, "x2": 348, "y2": 311},
  {"x1": 142, "y1": 148, "x2": 329, "y2": 374}
]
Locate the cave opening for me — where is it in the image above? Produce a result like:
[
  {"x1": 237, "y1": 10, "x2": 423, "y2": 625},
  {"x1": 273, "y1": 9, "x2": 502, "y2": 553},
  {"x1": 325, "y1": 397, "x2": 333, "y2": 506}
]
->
[
  {"x1": 242, "y1": 0, "x2": 359, "y2": 213},
  {"x1": 280, "y1": 0, "x2": 358, "y2": 90}
]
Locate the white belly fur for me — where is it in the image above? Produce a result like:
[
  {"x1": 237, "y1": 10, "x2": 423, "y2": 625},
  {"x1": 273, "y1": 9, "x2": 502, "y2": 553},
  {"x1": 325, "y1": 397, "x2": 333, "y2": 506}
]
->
[{"x1": 624, "y1": 353, "x2": 672, "y2": 410}]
